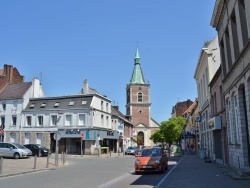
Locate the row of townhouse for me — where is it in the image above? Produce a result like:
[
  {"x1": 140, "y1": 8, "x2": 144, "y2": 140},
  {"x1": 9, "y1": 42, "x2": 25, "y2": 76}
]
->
[
  {"x1": 191, "y1": 0, "x2": 250, "y2": 172},
  {"x1": 0, "y1": 66, "x2": 135, "y2": 155}
]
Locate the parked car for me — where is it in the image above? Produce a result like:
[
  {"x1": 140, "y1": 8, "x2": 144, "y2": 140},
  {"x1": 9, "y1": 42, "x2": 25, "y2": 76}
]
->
[
  {"x1": 134, "y1": 147, "x2": 168, "y2": 174},
  {"x1": 125, "y1": 146, "x2": 138, "y2": 155},
  {"x1": 23, "y1": 144, "x2": 51, "y2": 157},
  {"x1": 0, "y1": 142, "x2": 32, "y2": 159}
]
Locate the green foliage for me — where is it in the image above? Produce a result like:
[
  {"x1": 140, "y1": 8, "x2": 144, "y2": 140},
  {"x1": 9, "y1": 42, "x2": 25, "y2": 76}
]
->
[{"x1": 150, "y1": 116, "x2": 186, "y2": 145}]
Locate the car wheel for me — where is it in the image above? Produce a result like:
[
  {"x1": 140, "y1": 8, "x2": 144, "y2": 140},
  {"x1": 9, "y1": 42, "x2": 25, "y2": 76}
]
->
[{"x1": 14, "y1": 153, "x2": 20, "y2": 159}]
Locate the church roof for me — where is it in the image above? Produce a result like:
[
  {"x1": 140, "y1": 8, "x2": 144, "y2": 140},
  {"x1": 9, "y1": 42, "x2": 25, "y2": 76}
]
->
[{"x1": 130, "y1": 48, "x2": 145, "y2": 84}]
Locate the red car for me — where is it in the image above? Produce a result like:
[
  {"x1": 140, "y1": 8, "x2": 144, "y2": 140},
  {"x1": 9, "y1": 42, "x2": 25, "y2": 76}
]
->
[{"x1": 134, "y1": 147, "x2": 168, "y2": 174}]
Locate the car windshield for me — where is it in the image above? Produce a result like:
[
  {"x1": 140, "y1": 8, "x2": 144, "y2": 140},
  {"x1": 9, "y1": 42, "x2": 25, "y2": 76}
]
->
[
  {"x1": 14, "y1": 143, "x2": 26, "y2": 149},
  {"x1": 140, "y1": 148, "x2": 161, "y2": 157},
  {"x1": 37, "y1": 145, "x2": 46, "y2": 149},
  {"x1": 128, "y1": 147, "x2": 137, "y2": 150}
]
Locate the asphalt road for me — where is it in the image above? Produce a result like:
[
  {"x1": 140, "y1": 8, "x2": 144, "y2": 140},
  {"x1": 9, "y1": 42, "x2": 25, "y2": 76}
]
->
[{"x1": 0, "y1": 155, "x2": 180, "y2": 188}]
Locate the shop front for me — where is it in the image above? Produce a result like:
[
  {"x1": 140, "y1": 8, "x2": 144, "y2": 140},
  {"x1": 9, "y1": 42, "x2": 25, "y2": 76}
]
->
[
  {"x1": 208, "y1": 116, "x2": 222, "y2": 163},
  {"x1": 56, "y1": 128, "x2": 119, "y2": 155}
]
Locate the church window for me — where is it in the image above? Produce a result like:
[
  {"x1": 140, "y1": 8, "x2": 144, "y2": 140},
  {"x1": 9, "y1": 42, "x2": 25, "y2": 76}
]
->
[{"x1": 138, "y1": 92, "x2": 143, "y2": 102}]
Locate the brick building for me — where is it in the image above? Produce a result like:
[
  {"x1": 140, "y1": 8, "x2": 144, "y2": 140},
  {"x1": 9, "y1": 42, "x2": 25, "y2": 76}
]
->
[
  {"x1": 126, "y1": 48, "x2": 160, "y2": 147},
  {"x1": 171, "y1": 99, "x2": 193, "y2": 118},
  {"x1": 0, "y1": 64, "x2": 24, "y2": 91}
]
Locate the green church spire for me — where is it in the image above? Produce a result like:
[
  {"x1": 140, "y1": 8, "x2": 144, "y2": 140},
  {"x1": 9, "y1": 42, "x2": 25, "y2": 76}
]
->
[{"x1": 130, "y1": 48, "x2": 145, "y2": 84}]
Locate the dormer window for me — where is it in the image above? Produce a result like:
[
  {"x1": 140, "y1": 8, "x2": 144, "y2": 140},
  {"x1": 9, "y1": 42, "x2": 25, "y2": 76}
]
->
[
  {"x1": 30, "y1": 103, "x2": 35, "y2": 108},
  {"x1": 69, "y1": 101, "x2": 74, "y2": 106},
  {"x1": 40, "y1": 103, "x2": 46, "y2": 108},
  {"x1": 82, "y1": 100, "x2": 87, "y2": 105},
  {"x1": 54, "y1": 102, "x2": 60, "y2": 107}
]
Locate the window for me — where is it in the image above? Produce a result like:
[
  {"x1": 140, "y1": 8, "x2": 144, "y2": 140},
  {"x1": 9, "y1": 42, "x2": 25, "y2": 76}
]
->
[
  {"x1": 0, "y1": 116, "x2": 5, "y2": 129},
  {"x1": 78, "y1": 114, "x2": 86, "y2": 126},
  {"x1": 40, "y1": 103, "x2": 46, "y2": 108},
  {"x1": 54, "y1": 102, "x2": 60, "y2": 107},
  {"x1": 12, "y1": 115, "x2": 17, "y2": 126},
  {"x1": 37, "y1": 116, "x2": 43, "y2": 126},
  {"x1": 51, "y1": 115, "x2": 57, "y2": 126},
  {"x1": 227, "y1": 98, "x2": 233, "y2": 143},
  {"x1": 233, "y1": 95, "x2": 239, "y2": 143},
  {"x1": 230, "y1": 10, "x2": 240, "y2": 59},
  {"x1": 26, "y1": 116, "x2": 32, "y2": 126},
  {"x1": 30, "y1": 103, "x2": 35, "y2": 108},
  {"x1": 238, "y1": 0, "x2": 249, "y2": 47},
  {"x1": 225, "y1": 28, "x2": 232, "y2": 69},
  {"x1": 82, "y1": 100, "x2": 87, "y2": 105},
  {"x1": 106, "y1": 103, "x2": 109, "y2": 112},
  {"x1": 65, "y1": 115, "x2": 72, "y2": 126},
  {"x1": 2, "y1": 103, "x2": 6, "y2": 111},
  {"x1": 138, "y1": 92, "x2": 143, "y2": 102},
  {"x1": 69, "y1": 101, "x2": 74, "y2": 106},
  {"x1": 101, "y1": 115, "x2": 104, "y2": 126},
  {"x1": 106, "y1": 116, "x2": 109, "y2": 128},
  {"x1": 101, "y1": 101, "x2": 104, "y2": 111},
  {"x1": 13, "y1": 101, "x2": 17, "y2": 111}
]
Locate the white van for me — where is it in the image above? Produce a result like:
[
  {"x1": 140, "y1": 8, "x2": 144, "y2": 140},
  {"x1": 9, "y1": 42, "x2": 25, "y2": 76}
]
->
[{"x1": 0, "y1": 142, "x2": 32, "y2": 159}]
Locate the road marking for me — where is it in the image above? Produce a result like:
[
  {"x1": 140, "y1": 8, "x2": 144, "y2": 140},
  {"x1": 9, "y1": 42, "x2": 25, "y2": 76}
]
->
[
  {"x1": 154, "y1": 158, "x2": 183, "y2": 188},
  {"x1": 98, "y1": 173, "x2": 131, "y2": 188}
]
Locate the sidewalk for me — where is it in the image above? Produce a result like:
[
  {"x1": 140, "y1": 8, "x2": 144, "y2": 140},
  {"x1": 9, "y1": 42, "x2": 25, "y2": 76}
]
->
[
  {"x1": 0, "y1": 152, "x2": 125, "y2": 178},
  {"x1": 157, "y1": 154, "x2": 250, "y2": 188}
]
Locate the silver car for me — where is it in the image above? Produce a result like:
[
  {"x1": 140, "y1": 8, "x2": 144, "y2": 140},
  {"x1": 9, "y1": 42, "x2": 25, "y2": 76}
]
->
[
  {"x1": 0, "y1": 142, "x2": 32, "y2": 159},
  {"x1": 125, "y1": 146, "x2": 138, "y2": 155}
]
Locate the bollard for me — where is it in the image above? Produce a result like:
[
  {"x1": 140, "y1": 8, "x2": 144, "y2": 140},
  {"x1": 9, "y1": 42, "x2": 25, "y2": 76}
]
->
[
  {"x1": 110, "y1": 150, "x2": 111, "y2": 157},
  {"x1": 118, "y1": 150, "x2": 120, "y2": 156},
  {"x1": 34, "y1": 155, "x2": 37, "y2": 169},
  {"x1": 98, "y1": 148, "x2": 100, "y2": 158},
  {"x1": 0, "y1": 157, "x2": 3, "y2": 175},
  {"x1": 46, "y1": 153, "x2": 49, "y2": 168},
  {"x1": 63, "y1": 152, "x2": 65, "y2": 165}
]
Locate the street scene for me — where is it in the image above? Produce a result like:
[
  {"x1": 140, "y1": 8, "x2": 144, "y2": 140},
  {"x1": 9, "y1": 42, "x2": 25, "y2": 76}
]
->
[
  {"x1": 1, "y1": 0, "x2": 250, "y2": 187},
  {"x1": 0, "y1": 153, "x2": 250, "y2": 188}
]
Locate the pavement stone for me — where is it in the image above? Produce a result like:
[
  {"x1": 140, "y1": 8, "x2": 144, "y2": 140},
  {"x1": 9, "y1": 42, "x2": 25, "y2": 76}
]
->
[{"x1": 157, "y1": 154, "x2": 250, "y2": 188}]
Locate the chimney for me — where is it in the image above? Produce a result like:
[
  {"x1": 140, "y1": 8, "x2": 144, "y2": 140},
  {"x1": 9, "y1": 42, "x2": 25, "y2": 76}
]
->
[
  {"x1": 83, "y1": 79, "x2": 89, "y2": 94},
  {"x1": 4, "y1": 64, "x2": 13, "y2": 84}
]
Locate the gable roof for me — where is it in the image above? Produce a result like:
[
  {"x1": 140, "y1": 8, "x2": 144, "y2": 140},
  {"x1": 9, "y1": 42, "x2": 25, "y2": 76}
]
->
[
  {"x1": 0, "y1": 82, "x2": 32, "y2": 100},
  {"x1": 111, "y1": 106, "x2": 133, "y2": 125}
]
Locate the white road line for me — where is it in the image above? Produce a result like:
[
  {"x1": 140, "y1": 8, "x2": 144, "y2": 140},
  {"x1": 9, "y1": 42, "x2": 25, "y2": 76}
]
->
[
  {"x1": 98, "y1": 173, "x2": 131, "y2": 188},
  {"x1": 154, "y1": 158, "x2": 183, "y2": 188}
]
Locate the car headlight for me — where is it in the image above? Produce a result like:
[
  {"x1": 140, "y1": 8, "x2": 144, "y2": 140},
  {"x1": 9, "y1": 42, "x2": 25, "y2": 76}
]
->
[
  {"x1": 135, "y1": 160, "x2": 141, "y2": 164},
  {"x1": 154, "y1": 160, "x2": 160, "y2": 164}
]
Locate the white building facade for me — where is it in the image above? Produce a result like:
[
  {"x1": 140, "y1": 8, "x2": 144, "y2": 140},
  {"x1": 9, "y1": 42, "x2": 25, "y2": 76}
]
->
[
  {"x1": 22, "y1": 94, "x2": 119, "y2": 155},
  {"x1": 0, "y1": 78, "x2": 44, "y2": 142},
  {"x1": 194, "y1": 36, "x2": 221, "y2": 160}
]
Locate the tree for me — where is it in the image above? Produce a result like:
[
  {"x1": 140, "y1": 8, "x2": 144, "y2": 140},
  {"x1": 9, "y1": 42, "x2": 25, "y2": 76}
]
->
[
  {"x1": 150, "y1": 116, "x2": 186, "y2": 146},
  {"x1": 150, "y1": 129, "x2": 164, "y2": 144}
]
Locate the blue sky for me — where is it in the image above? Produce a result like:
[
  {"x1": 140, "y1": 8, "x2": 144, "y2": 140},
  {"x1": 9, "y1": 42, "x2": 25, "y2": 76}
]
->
[{"x1": 0, "y1": 1, "x2": 217, "y2": 124}]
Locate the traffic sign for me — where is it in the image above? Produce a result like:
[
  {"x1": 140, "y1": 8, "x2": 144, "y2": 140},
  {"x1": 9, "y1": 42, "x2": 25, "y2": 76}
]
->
[
  {"x1": 81, "y1": 133, "x2": 84, "y2": 139},
  {"x1": 53, "y1": 132, "x2": 61, "y2": 141}
]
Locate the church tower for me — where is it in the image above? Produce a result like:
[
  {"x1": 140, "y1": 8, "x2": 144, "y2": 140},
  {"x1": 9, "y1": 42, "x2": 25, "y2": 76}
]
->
[{"x1": 126, "y1": 48, "x2": 154, "y2": 146}]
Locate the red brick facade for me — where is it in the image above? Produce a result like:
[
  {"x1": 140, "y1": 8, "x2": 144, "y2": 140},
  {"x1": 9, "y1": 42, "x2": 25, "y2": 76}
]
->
[
  {"x1": 126, "y1": 84, "x2": 151, "y2": 127},
  {"x1": 0, "y1": 64, "x2": 24, "y2": 91},
  {"x1": 172, "y1": 99, "x2": 193, "y2": 117}
]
